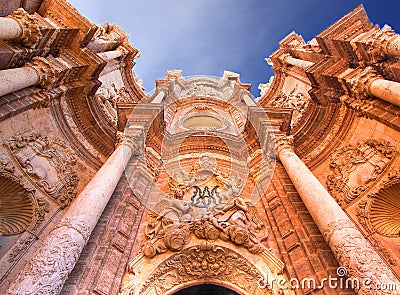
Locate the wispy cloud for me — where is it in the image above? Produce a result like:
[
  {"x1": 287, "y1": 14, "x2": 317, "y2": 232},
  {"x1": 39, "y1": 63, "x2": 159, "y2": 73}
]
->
[{"x1": 68, "y1": 0, "x2": 399, "y2": 97}]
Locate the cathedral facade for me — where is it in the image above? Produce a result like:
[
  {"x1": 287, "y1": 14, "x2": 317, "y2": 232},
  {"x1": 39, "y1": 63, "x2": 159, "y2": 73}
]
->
[{"x1": 0, "y1": 1, "x2": 399, "y2": 294}]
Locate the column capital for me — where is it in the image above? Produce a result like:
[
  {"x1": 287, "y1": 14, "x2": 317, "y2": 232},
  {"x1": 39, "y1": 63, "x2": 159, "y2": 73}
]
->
[
  {"x1": 367, "y1": 25, "x2": 400, "y2": 59},
  {"x1": 7, "y1": 8, "x2": 41, "y2": 48},
  {"x1": 115, "y1": 125, "x2": 145, "y2": 156},
  {"x1": 25, "y1": 57, "x2": 56, "y2": 89},
  {"x1": 348, "y1": 66, "x2": 383, "y2": 100},
  {"x1": 275, "y1": 134, "x2": 294, "y2": 156}
]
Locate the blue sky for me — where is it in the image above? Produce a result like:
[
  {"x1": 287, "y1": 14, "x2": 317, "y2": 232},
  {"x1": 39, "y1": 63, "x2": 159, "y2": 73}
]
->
[{"x1": 68, "y1": 0, "x2": 399, "y2": 98}]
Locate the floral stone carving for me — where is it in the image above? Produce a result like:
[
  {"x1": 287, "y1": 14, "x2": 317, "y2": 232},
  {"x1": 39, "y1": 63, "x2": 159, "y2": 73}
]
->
[
  {"x1": 5, "y1": 132, "x2": 79, "y2": 208},
  {"x1": 326, "y1": 139, "x2": 396, "y2": 205},
  {"x1": 142, "y1": 194, "x2": 267, "y2": 258},
  {"x1": 131, "y1": 244, "x2": 269, "y2": 295}
]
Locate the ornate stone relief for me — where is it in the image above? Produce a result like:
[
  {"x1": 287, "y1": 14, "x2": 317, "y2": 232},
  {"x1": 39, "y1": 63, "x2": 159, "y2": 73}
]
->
[
  {"x1": 177, "y1": 77, "x2": 234, "y2": 101},
  {"x1": 323, "y1": 218, "x2": 399, "y2": 294},
  {"x1": 266, "y1": 87, "x2": 310, "y2": 127},
  {"x1": 121, "y1": 244, "x2": 270, "y2": 295},
  {"x1": 115, "y1": 126, "x2": 145, "y2": 156},
  {"x1": 367, "y1": 25, "x2": 400, "y2": 61},
  {"x1": 94, "y1": 86, "x2": 118, "y2": 126},
  {"x1": 94, "y1": 84, "x2": 138, "y2": 126},
  {"x1": 26, "y1": 57, "x2": 57, "y2": 89},
  {"x1": 357, "y1": 169, "x2": 400, "y2": 237},
  {"x1": 326, "y1": 139, "x2": 396, "y2": 205},
  {"x1": 7, "y1": 8, "x2": 42, "y2": 48},
  {"x1": 7, "y1": 233, "x2": 82, "y2": 295},
  {"x1": 0, "y1": 156, "x2": 48, "y2": 236},
  {"x1": 348, "y1": 66, "x2": 382, "y2": 100},
  {"x1": 5, "y1": 132, "x2": 79, "y2": 208},
  {"x1": 142, "y1": 195, "x2": 267, "y2": 258}
]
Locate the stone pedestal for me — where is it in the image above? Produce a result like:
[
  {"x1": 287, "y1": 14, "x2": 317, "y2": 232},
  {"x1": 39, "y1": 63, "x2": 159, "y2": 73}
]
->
[{"x1": 276, "y1": 135, "x2": 400, "y2": 294}]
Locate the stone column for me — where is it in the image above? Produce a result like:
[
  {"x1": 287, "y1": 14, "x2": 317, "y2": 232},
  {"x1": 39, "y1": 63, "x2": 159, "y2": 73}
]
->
[
  {"x1": 276, "y1": 135, "x2": 400, "y2": 294},
  {"x1": 350, "y1": 66, "x2": 400, "y2": 107},
  {"x1": 1, "y1": 8, "x2": 41, "y2": 48},
  {"x1": 280, "y1": 53, "x2": 314, "y2": 70},
  {"x1": 7, "y1": 126, "x2": 144, "y2": 295},
  {"x1": 0, "y1": 57, "x2": 54, "y2": 97}
]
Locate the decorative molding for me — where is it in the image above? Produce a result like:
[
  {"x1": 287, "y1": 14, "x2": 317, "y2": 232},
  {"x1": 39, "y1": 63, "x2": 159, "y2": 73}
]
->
[
  {"x1": 175, "y1": 76, "x2": 235, "y2": 101},
  {"x1": 369, "y1": 236, "x2": 397, "y2": 266},
  {"x1": 7, "y1": 234, "x2": 36, "y2": 264},
  {"x1": 121, "y1": 244, "x2": 269, "y2": 295},
  {"x1": 5, "y1": 132, "x2": 79, "y2": 208},
  {"x1": 326, "y1": 139, "x2": 396, "y2": 205},
  {"x1": 7, "y1": 8, "x2": 41, "y2": 48},
  {"x1": 302, "y1": 103, "x2": 348, "y2": 164}
]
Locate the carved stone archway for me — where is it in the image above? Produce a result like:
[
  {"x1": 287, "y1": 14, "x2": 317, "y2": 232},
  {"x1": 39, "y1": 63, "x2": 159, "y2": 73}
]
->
[{"x1": 120, "y1": 244, "x2": 292, "y2": 295}]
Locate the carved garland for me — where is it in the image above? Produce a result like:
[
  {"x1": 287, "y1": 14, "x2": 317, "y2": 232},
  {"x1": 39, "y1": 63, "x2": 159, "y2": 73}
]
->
[
  {"x1": 326, "y1": 139, "x2": 396, "y2": 205},
  {"x1": 135, "y1": 244, "x2": 269, "y2": 295}
]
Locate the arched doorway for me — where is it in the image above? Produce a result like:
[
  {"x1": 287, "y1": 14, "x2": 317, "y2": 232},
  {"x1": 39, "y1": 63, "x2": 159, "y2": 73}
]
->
[{"x1": 173, "y1": 284, "x2": 239, "y2": 295}]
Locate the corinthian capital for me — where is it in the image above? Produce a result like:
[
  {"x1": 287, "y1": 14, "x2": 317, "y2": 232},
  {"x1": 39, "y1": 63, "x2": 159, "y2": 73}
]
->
[
  {"x1": 367, "y1": 25, "x2": 400, "y2": 59},
  {"x1": 115, "y1": 126, "x2": 145, "y2": 156},
  {"x1": 26, "y1": 57, "x2": 56, "y2": 89},
  {"x1": 275, "y1": 134, "x2": 294, "y2": 155},
  {"x1": 7, "y1": 8, "x2": 41, "y2": 48},
  {"x1": 348, "y1": 66, "x2": 383, "y2": 100}
]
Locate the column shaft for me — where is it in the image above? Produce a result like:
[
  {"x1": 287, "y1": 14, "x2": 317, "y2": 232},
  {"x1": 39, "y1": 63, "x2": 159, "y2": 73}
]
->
[
  {"x1": 7, "y1": 142, "x2": 134, "y2": 295},
  {"x1": 276, "y1": 137, "x2": 400, "y2": 294},
  {"x1": 0, "y1": 67, "x2": 40, "y2": 97},
  {"x1": 0, "y1": 17, "x2": 22, "y2": 40},
  {"x1": 282, "y1": 54, "x2": 314, "y2": 70},
  {"x1": 369, "y1": 78, "x2": 400, "y2": 107}
]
